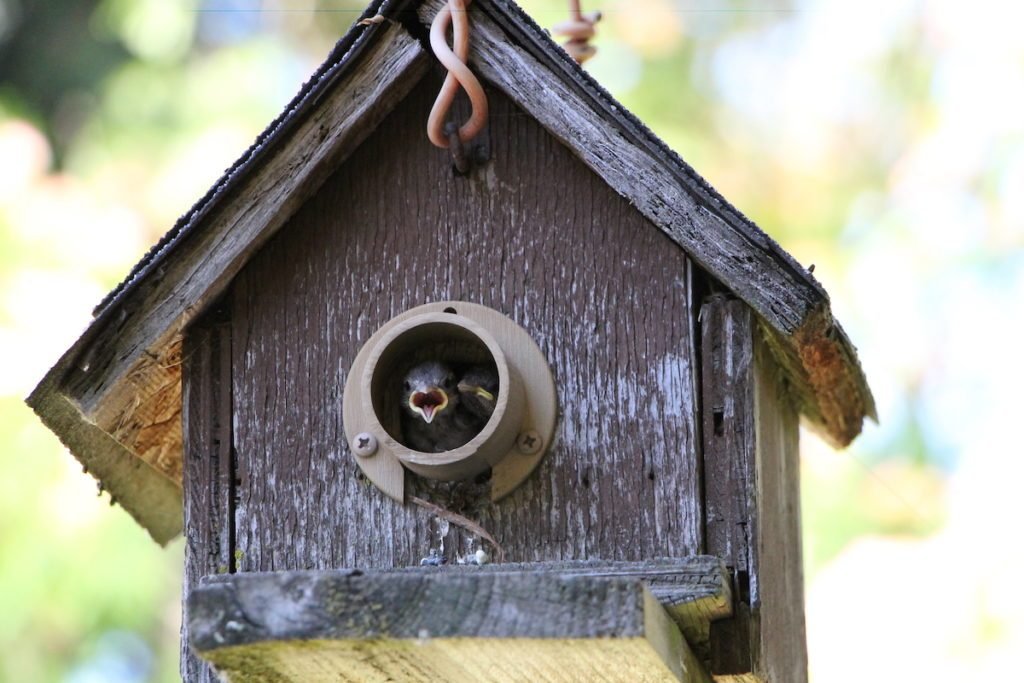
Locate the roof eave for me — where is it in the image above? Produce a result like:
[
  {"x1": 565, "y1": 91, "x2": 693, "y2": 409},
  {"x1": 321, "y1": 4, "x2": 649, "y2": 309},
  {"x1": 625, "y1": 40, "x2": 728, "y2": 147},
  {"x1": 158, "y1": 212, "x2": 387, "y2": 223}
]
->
[{"x1": 27, "y1": 368, "x2": 183, "y2": 545}]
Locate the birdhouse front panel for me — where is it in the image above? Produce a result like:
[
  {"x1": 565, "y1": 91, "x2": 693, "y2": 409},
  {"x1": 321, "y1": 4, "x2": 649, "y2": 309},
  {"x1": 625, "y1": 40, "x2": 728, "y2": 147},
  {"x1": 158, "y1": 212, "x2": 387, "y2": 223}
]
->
[{"x1": 182, "y1": 73, "x2": 703, "y2": 575}]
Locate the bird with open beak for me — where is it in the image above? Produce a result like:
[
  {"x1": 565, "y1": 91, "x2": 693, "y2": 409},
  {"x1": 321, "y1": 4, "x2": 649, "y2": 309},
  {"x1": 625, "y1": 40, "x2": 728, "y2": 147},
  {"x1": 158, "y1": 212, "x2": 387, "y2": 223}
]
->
[{"x1": 400, "y1": 360, "x2": 476, "y2": 453}]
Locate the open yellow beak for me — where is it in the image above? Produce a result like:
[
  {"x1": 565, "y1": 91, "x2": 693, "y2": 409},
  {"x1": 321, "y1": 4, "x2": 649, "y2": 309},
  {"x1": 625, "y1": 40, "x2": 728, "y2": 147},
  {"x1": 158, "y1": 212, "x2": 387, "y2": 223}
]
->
[{"x1": 409, "y1": 387, "x2": 449, "y2": 424}]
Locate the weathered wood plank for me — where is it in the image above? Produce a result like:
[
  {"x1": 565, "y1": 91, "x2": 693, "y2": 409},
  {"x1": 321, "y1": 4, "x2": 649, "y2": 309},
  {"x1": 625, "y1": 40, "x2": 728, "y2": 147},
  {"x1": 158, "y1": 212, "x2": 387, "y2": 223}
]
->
[
  {"x1": 24, "y1": 381, "x2": 182, "y2": 544},
  {"x1": 751, "y1": 328, "x2": 806, "y2": 683},
  {"x1": 229, "y1": 75, "x2": 703, "y2": 573},
  {"x1": 701, "y1": 296, "x2": 757, "y2": 675},
  {"x1": 699, "y1": 297, "x2": 806, "y2": 682},
  {"x1": 701, "y1": 297, "x2": 757, "y2": 572},
  {"x1": 189, "y1": 570, "x2": 713, "y2": 683},
  {"x1": 181, "y1": 304, "x2": 234, "y2": 683},
  {"x1": 199, "y1": 638, "x2": 688, "y2": 683},
  {"x1": 198, "y1": 556, "x2": 732, "y2": 653}
]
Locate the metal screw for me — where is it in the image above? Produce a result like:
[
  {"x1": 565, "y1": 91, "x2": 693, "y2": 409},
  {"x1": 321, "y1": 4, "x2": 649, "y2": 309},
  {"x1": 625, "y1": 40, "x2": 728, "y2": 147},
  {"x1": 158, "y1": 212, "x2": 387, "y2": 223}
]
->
[
  {"x1": 352, "y1": 432, "x2": 378, "y2": 457},
  {"x1": 516, "y1": 429, "x2": 542, "y2": 455}
]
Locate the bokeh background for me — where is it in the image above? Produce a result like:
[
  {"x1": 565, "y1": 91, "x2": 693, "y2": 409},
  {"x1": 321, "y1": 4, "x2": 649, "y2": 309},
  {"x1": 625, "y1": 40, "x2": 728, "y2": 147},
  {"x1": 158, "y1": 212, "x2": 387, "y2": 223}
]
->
[{"x1": 1, "y1": 0, "x2": 1021, "y2": 680}]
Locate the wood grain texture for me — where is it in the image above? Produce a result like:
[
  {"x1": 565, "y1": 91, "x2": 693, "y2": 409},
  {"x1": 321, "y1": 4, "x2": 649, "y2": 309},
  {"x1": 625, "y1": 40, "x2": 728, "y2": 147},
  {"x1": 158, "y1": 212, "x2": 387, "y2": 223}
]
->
[
  {"x1": 448, "y1": 3, "x2": 812, "y2": 336},
  {"x1": 198, "y1": 556, "x2": 730, "y2": 656},
  {"x1": 63, "y1": 23, "x2": 428, "y2": 418},
  {"x1": 226, "y1": 74, "x2": 702, "y2": 574},
  {"x1": 701, "y1": 297, "x2": 757, "y2": 585},
  {"x1": 24, "y1": 379, "x2": 182, "y2": 544},
  {"x1": 701, "y1": 297, "x2": 757, "y2": 676},
  {"x1": 751, "y1": 328, "x2": 806, "y2": 683},
  {"x1": 189, "y1": 570, "x2": 712, "y2": 682},
  {"x1": 200, "y1": 638, "x2": 688, "y2": 683},
  {"x1": 29, "y1": 0, "x2": 871, "y2": 549},
  {"x1": 699, "y1": 298, "x2": 806, "y2": 683},
  {"x1": 181, "y1": 304, "x2": 234, "y2": 683},
  {"x1": 445, "y1": 0, "x2": 873, "y2": 447},
  {"x1": 24, "y1": 22, "x2": 430, "y2": 544},
  {"x1": 97, "y1": 336, "x2": 183, "y2": 483}
]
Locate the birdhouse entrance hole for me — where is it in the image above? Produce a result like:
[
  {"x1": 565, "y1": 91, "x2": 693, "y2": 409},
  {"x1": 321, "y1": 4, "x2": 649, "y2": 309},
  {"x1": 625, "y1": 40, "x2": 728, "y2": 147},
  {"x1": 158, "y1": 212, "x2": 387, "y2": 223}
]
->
[
  {"x1": 343, "y1": 302, "x2": 556, "y2": 502},
  {"x1": 367, "y1": 318, "x2": 520, "y2": 466}
]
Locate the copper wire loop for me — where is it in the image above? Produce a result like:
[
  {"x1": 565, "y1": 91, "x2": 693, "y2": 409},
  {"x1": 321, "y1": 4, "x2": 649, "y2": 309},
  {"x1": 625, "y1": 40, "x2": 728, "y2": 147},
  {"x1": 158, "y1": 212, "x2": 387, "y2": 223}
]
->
[
  {"x1": 427, "y1": 0, "x2": 489, "y2": 149},
  {"x1": 553, "y1": 1, "x2": 601, "y2": 64}
]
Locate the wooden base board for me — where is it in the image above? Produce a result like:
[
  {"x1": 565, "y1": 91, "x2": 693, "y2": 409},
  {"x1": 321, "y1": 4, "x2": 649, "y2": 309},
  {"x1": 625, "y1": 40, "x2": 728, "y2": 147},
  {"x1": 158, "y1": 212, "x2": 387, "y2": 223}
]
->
[
  {"x1": 202, "y1": 636, "x2": 690, "y2": 683},
  {"x1": 188, "y1": 564, "x2": 721, "y2": 682}
]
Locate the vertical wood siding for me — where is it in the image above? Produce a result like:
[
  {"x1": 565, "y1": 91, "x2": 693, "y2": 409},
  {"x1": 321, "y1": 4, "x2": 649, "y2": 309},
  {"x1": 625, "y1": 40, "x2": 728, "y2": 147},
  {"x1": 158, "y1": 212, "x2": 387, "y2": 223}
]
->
[
  {"x1": 192, "y1": 72, "x2": 701, "y2": 574},
  {"x1": 181, "y1": 305, "x2": 234, "y2": 683},
  {"x1": 700, "y1": 296, "x2": 806, "y2": 682}
]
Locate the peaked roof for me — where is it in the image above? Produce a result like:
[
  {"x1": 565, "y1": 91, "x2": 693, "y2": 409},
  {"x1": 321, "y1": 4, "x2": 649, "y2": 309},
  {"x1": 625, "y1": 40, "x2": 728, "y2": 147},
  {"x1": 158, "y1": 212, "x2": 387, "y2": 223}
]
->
[{"x1": 28, "y1": 0, "x2": 874, "y2": 544}]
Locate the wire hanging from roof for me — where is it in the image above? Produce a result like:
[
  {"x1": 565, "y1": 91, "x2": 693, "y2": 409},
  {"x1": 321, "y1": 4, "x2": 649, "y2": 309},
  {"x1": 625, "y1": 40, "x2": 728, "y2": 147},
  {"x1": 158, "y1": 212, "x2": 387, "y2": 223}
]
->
[
  {"x1": 554, "y1": 0, "x2": 601, "y2": 64},
  {"x1": 427, "y1": 0, "x2": 489, "y2": 152}
]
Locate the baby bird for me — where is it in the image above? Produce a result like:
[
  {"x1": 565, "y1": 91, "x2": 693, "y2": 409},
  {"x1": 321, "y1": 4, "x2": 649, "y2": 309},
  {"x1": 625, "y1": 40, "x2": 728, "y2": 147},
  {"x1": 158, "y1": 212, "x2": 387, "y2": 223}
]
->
[
  {"x1": 400, "y1": 361, "x2": 473, "y2": 453},
  {"x1": 457, "y1": 365, "x2": 499, "y2": 427}
]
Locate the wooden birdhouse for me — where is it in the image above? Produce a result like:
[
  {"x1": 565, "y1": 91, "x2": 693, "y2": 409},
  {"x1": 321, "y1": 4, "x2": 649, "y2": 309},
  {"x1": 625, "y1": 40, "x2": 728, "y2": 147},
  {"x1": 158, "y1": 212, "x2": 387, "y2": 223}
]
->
[{"x1": 28, "y1": 1, "x2": 874, "y2": 681}]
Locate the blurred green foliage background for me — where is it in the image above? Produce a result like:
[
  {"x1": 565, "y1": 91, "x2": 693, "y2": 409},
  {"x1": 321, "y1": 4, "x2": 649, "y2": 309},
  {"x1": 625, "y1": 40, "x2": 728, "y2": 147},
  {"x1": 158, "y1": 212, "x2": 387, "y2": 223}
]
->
[{"x1": 1, "y1": 1, "x2": 1021, "y2": 681}]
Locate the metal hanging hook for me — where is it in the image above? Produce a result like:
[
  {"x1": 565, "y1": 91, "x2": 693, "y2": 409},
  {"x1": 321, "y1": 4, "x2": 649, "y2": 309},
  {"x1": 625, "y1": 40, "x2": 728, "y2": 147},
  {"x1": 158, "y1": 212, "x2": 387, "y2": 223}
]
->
[{"x1": 554, "y1": 0, "x2": 601, "y2": 64}]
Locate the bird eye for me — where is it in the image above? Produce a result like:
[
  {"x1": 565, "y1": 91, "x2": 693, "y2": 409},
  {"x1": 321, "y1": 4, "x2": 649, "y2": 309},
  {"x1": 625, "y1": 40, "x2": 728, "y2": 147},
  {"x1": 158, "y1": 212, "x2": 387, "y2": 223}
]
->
[
  {"x1": 403, "y1": 380, "x2": 411, "y2": 391},
  {"x1": 444, "y1": 375, "x2": 456, "y2": 388}
]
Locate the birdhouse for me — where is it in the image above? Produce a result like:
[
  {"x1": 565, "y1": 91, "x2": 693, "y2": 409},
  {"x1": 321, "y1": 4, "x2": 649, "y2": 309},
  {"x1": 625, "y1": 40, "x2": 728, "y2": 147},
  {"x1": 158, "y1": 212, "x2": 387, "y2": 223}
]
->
[{"x1": 27, "y1": 1, "x2": 875, "y2": 682}]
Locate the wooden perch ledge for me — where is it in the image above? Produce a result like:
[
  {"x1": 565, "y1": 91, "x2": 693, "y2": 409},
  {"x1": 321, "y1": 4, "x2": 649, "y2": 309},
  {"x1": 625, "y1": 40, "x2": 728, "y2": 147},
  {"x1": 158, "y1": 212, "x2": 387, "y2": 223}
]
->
[{"x1": 188, "y1": 557, "x2": 729, "y2": 682}]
